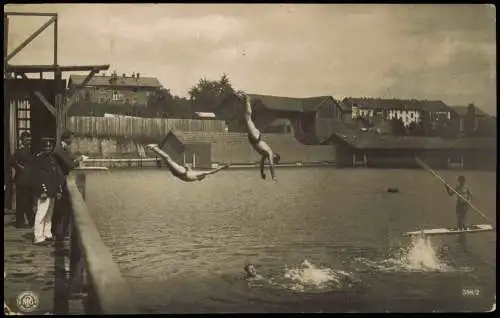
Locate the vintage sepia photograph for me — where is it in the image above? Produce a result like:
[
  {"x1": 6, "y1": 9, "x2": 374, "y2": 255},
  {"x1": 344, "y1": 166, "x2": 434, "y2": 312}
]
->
[{"x1": 3, "y1": 3, "x2": 496, "y2": 314}]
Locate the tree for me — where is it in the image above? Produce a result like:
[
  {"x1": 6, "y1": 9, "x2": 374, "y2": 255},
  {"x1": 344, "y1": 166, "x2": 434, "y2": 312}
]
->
[
  {"x1": 143, "y1": 88, "x2": 175, "y2": 118},
  {"x1": 419, "y1": 110, "x2": 432, "y2": 136},
  {"x1": 169, "y1": 96, "x2": 193, "y2": 119},
  {"x1": 407, "y1": 121, "x2": 422, "y2": 136},
  {"x1": 188, "y1": 74, "x2": 235, "y2": 113},
  {"x1": 188, "y1": 74, "x2": 234, "y2": 112},
  {"x1": 475, "y1": 117, "x2": 496, "y2": 138},
  {"x1": 390, "y1": 118, "x2": 406, "y2": 136},
  {"x1": 464, "y1": 103, "x2": 476, "y2": 137},
  {"x1": 356, "y1": 115, "x2": 370, "y2": 128}
]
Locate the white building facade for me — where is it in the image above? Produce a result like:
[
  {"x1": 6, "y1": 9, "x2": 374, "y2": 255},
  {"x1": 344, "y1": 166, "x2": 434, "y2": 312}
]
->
[{"x1": 348, "y1": 99, "x2": 452, "y2": 127}]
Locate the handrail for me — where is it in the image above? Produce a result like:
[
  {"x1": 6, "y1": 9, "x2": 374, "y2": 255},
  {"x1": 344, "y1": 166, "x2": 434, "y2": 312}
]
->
[{"x1": 66, "y1": 173, "x2": 136, "y2": 314}]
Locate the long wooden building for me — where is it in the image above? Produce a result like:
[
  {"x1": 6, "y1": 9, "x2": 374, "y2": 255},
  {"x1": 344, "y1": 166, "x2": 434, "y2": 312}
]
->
[
  {"x1": 324, "y1": 131, "x2": 496, "y2": 170},
  {"x1": 215, "y1": 94, "x2": 349, "y2": 144}
]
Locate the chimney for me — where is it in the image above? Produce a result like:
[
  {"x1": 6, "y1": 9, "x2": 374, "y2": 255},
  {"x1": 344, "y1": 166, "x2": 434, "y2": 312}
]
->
[
  {"x1": 122, "y1": 73, "x2": 126, "y2": 77},
  {"x1": 137, "y1": 73, "x2": 140, "y2": 79},
  {"x1": 132, "y1": 73, "x2": 136, "y2": 78}
]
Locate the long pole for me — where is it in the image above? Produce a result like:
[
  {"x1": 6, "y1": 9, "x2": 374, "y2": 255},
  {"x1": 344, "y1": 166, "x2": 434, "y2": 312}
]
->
[{"x1": 415, "y1": 157, "x2": 494, "y2": 225}]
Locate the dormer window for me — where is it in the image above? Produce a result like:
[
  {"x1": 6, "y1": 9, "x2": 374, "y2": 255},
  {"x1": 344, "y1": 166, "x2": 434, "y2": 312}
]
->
[{"x1": 112, "y1": 90, "x2": 119, "y2": 101}]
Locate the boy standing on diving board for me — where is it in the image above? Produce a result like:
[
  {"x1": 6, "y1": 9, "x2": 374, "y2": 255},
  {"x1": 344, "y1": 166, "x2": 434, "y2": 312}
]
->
[{"x1": 445, "y1": 175, "x2": 472, "y2": 231}]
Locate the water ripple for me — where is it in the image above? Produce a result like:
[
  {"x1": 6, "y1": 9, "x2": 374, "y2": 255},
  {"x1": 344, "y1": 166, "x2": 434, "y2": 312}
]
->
[{"x1": 85, "y1": 168, "x2": 496, "y2": 313}]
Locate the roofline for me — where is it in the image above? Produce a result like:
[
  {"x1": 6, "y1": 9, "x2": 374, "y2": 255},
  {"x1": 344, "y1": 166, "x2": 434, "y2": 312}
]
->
[
  {"x1": 249, "y1": 94, "x2": 335, "y2": 112},
  {"x1": 69, "y1": 83, "x2": 162, "y2": 88},
  {"x1": 343, "y1": 97, "x2": 446, "y2": 103},
  {"x1": 248, "y1": 93, "x2": 334, "y2": 100}
]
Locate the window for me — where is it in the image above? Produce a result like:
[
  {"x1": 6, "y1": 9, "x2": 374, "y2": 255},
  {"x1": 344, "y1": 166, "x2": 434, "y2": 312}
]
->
[
  {"x1": 112, "y1": 90, "x2": 119, "y2": 101},
  {"x1": 133, "y1": 87, "x2": 138, "y2": 93},
  {"x1": 17, "y1": 101, "x2": 31, "y2": 136},
  {"x1": 410, "y1": 112, "x2": 414, "y2": 119}
]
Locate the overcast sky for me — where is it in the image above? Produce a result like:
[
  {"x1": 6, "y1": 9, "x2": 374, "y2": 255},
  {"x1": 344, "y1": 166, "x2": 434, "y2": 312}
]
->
[{"x1": 5, "y1": 4, "x2": 497, "y2": 115}]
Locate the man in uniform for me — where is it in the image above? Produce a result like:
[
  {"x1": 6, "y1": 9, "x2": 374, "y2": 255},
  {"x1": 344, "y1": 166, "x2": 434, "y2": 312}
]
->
[
  {"x1": 52, "y1": 131, "x2": 83, "y2": 237},
  {"x1": 32, "y1": 137, "x2": 65, "y2": 245},
  {"x1": 9, "y1": 132, "x2": 35, "y2": 228}
]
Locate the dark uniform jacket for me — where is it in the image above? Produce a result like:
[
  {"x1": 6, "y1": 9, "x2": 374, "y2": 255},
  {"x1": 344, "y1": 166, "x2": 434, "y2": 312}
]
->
[
  {"x1": 53, "y1": 145, "x2": 77, "y2": 177},
  {"x1": 32, "y1": 151, "x2": 65, "y2": 198},
  {"x1": 9, "y1": 146, "x2": 35, "y2": 187}
]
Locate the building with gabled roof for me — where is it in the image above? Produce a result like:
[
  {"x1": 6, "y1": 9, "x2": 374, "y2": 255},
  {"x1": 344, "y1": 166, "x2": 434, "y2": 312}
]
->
[
  {"x1": 216, "y1": 93, "x2": 346, "y2": 144},
  {"x1": 340, "y1": 97, "x2": 454, "y2": 127},
  {"x1": 67, "y1": 71, "x2": 163, "y2": 115},
  {"x1": 449, "y1": 104, "x2": 492, "y2": 135},
  {"x1": 323, "y1": 130, "x2": 496, "y2": 170}
]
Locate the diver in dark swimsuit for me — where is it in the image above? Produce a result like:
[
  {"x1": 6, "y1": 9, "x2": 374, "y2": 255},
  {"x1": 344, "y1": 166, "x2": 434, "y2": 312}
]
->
[
  {"x1": 146, "y1": 144, "x2": 230, "y2": 182},
  {"x1": 237, "y1": 92, "x2": 280, "y2": 181}
]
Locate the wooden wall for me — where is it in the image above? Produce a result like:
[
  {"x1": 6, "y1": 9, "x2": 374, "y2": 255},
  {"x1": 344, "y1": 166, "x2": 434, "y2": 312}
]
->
[{"x1": 66, "y1": 116, "x2": 228, "y2": 141}]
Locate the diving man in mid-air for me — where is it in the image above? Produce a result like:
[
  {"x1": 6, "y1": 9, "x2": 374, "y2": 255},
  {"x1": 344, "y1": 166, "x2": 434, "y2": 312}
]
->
[
  {"x1": 146, "y1": 144, "x2": 230, "y2": 182},
  {"x1": 237, "y1": 92, "x2": 280, "y2": 181}
]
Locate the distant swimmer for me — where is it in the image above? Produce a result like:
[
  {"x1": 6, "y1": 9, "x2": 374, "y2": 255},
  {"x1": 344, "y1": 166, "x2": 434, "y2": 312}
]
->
[
  {"x1": 244, "y1": 264, "x2": 263, "y2": 280},
  {"x1": 146, "y1": 144, "x2": 230, "y2": 182},
  {"x1": 237, "y1": 92, "x2": 280, "y2": 181},
  {"x1": 445, "y1": 175, "x2": 472, "y2": 231}
]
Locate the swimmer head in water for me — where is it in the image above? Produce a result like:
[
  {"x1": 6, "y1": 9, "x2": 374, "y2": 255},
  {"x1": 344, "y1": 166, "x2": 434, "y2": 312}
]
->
[
  {"x1": 244, "y1": 264, "x2": 258, "y2": 278},
  {"x1": 273, "y1": 153, "x2": 281, "y2": 165}
]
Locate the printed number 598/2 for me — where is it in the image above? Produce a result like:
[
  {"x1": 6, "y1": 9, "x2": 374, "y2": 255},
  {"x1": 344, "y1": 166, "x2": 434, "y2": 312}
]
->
[{"x1": 462, "y1": 288, "x2": 480, "y2": 297}]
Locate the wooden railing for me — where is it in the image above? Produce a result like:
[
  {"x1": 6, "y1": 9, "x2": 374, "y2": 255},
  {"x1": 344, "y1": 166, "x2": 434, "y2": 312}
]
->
[{"x1": 65, "y1": 172, "x2": 136, "y2": 314}]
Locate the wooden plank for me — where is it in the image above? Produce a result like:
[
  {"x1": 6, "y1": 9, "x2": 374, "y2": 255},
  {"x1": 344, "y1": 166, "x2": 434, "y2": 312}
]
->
[
  {"x1": 66, "y1": 176, "x2": 137, "y2": 314},
  {"x1": 15, "y1": 74, "x2": 57, "y2": 117},
  {"x1": 3, "y1": 214, "x2": 84, "y2": 315},
  {"x1": 5, "y1": 64, "x2": 110, "y2": 74},
  {"x1": 83, "y1": 158, "x2": 158, "y2": 163},
  {"x1": 63, "y1": 70, "x2": 99, "y2": 115},
  {"x1": 405, "y1": 224, "x2": 495, "y2": 237},
  {"x1": 5, "y1": 12, "x2": 58, "y2": 17},
  {"x1": 34, "y1": 91, "x2": 57, "y2": 117},
  {"x1": 5, "y1": 16, "x2": 56, "y2": 63}
]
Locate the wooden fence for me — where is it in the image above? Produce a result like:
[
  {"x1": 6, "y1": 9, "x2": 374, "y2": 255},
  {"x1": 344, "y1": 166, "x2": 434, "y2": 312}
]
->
[{"x1": 67, "y1": 116, "x2": 228, "y2": 140}]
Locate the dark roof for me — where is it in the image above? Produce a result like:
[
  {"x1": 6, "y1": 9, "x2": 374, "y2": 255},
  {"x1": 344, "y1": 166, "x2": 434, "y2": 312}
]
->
[
  {"x1": 329, "y1": 131, "x2": 450, "y2": 150},
  {"x1": 69, "y1": 74, "x2": 162, "y2": 88},
  {"x1": 268, "y1": 118, "x2": 293, "y2": 127},
  {"x1": 449, "y1": 138, "x2": 497, "y2": 150},
  {"x1": 450, "y1": 105, "x2": 490, "y2": 117},
  {"x1": 338, "y1": 102, "x2": 352, "y2": 112},
  {"x1": 341, "y1": 97, "x2": 451, "y2": 113},
  {"x1": 248, "y1": 94, "x2": 336, "y2": 113}
]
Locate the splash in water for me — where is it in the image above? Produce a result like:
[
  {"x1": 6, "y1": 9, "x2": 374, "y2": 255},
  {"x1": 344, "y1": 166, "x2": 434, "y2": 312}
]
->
[
  {"x1": 280, "y1": 260, "x2": 355, "y2": 292},
  {"x1": 398, "y1": 235, "x2": 450, "y2": 271},
  {"x1": 357, "y1": 235, "x2": 469, "y2": 273}
]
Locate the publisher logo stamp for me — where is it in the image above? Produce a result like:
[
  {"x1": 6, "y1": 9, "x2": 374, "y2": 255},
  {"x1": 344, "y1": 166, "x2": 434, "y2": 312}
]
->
[
  {"x1": 16, "y1": 291, "x2": 39, "y2": 313},
  {"x1": 462, "y1": 288, "x2": 480, "y2": 297}
]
